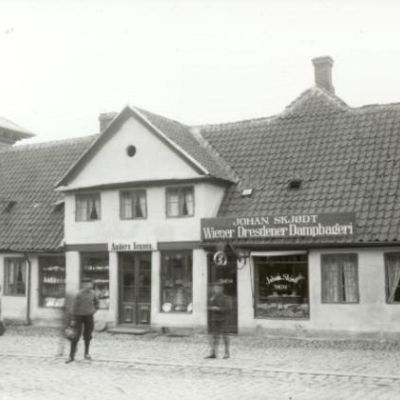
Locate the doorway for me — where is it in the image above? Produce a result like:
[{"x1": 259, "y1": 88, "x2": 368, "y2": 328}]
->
[
  {"x1": 207, "y1": 252, "x2": 238, "y2": 334},
  {"x1": 118, "y1": 252, "x2": 151, "y2": 325}
]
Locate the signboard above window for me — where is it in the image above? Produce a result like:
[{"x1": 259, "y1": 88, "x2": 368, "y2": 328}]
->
[{"x1": 201, "y1": 213, "x2": 355, "y2": 242}]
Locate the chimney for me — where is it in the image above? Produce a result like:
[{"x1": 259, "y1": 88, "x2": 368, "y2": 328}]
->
[
  {"x1": 312, "y1": 56, "x2": 334, "y2": 94},
  {"x1": 98, "y1": 112, "x2": 118, "y2": 132}
]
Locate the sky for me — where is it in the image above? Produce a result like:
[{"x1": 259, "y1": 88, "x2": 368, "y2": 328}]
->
[{"x1": 0, "y1": 0, "x2": 400, "y2": 143}]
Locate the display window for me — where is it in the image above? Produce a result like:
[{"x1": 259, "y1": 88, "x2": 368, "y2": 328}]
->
[
  {"x1": 321, "y1": 254, "x2": 359, "y2": 303},
  {"x1": 254, "y1": 254, "x2": 309, "y2": 319},
  {"x1": 385, "y1": 253, "x2": 400, "y2": 303},
  {"x1": 39, "y1": 256, "x2": 66, "y2": 308},
  {"x1": 160, "y1": 251, "x2": 193, "y2": 313},
  {"x1": 81, "y1": 253, "x2": 110, "y2": 309}
]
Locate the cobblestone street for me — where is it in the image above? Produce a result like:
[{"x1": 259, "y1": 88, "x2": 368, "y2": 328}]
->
[{"x1": 1, "y1": 327, "x2": 400, "y2": 399}]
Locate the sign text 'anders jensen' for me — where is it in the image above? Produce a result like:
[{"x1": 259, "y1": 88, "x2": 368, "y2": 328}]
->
[{"x1": 201, "y1": 213, "x2": 355, "y2": 241}]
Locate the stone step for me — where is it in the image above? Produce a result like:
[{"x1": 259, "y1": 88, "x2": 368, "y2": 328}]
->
[{"x1": 108, "y1": 325, "x2": 153, "y2": 335}]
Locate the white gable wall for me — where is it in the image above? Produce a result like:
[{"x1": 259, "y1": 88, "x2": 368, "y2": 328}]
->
[{"x1": 66, "y1": 116, "x2": 200, "y2": 190}]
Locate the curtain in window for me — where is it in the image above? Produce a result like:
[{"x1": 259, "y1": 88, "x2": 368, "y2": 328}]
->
[
  {"x1": 167, "y1": 190, "x2": 179, "y2": 216},
  {"x1": 182, "y1": 188, "x2": 194, "y2": 215},
  {"x1": 342, "y1": 256, "x2": 358, "y2": 302},
  {"x1": 121, "y1": 193, "x2": 133, "y2": 219},
  {"x1": 89, "y1": 196, "x2": 100, "y2": 220},
  {"x1": 323, "y1": 257, "x2": 340, "y2": 302},
  {"x1": 133, "y1": 192, "x2": 146, "y2": 218},
  {"x1": 76, "y1": 199, "x2": 87, "y2": 221},
  {"x1": 387, "y1": 256, "x2": 400, "y2": 303}
]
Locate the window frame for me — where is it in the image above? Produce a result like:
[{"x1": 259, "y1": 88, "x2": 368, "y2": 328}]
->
[
  {"x1": 165, "y1": 186, "x2": 195, "y2": 218},
  {"x1": 160, "y1": 250, "x2": 193, "y2": 313},
  {"x1": 119, "y1": 189, "x2": 147, "y2": 220},
  {"x1": 80, "y1": 252, "x2": 110, "y2": 310},
  {"x1": 75, "y1": 192, "x2": 101, "y2": 222},
  {"x1": 253, "y1": 253, "x2": 310, "y2": 320},
  {"x1": 384, "y1": 252, "x2": 400, "y2": 304},
  {"x1": 38, "y1": 255, "x2": 66, "y2": 308},
  {"x1": 321, "y1": 253, "x2": 360, "y2": 304},
  {"x1": 4, "y1": 257, "x2": 26, "y2": 296}
]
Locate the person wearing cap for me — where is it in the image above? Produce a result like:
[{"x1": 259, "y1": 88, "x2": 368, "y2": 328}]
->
[
  {"x1": 206, "y1": 280, "x2": 232, "y2": 359},
  {"x1": 66, "y1": 278, "x2": 98, "y2": 363}
]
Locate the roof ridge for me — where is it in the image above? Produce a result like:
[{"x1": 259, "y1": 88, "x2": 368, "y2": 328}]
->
[{"x1": 0, "y1": 134, "x2": 99, "y2": 153}]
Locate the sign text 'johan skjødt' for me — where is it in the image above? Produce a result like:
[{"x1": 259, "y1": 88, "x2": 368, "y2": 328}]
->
[{"x1": 201, "y1": 213, "x2": 355, "y2": 241}]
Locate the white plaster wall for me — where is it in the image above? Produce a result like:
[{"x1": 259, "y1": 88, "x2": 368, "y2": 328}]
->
[
  {"x1": 239, "y1": 247, "x2": 400, "y2": 335},
  {"x1": 65, "y1": 117, "x2": 200, "y2": 190},
  {"x1": 64, "y1": 182, "x2": 226, "y2": 245}
]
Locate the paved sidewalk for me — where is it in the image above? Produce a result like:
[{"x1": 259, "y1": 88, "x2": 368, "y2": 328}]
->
[{"x1": 1, "y1": 326, "x2": 400, "y2": 399}]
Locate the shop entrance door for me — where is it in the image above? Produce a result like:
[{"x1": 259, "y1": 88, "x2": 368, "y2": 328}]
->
[
  {"x1": 207, "y1": 253, "x2": 238, "y2": 334},
  {"x1": 118, "y1": 252, "x2": 151, "y2": 325}
]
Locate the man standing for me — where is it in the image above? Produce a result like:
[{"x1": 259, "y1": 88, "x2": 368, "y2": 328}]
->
[
  {"x1": 66, "y1": 278, "x2": 98, "y2": 363},
  {"x1": 206, "y1": 280, "x2": 232, "y2": 359}
]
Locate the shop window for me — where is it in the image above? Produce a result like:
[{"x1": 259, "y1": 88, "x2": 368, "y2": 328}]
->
[
  {"x1": 321, "y1": 254, "x2": 359, "y2": 303},
  {"x1": 166, "y1": 187, "x2": 194, "y2": 217},
  {"x1": 254, "y1": 254, "x2": 309, "y2": 319},
  {"x1": 120, "y1": 190, "x2": 147, "y2": 219},
  {"x1": 161, "y1": 251, "x2": 193, "y2": 313},
  {"x1": 4, "y1": 258, "x2": 26, "y2": 296},
  {"x1": 39, "y1": 256, "x2": 66, "y2": 308},
  {"x1": 81, "y1": 253, "x2": 110, "y2": 309},
  {"x1": 385, "y1": 253, "x2": 400, "y2": 303},
  {"x1": 76, "y1": 193, "x2": 101, "y2": 221}
]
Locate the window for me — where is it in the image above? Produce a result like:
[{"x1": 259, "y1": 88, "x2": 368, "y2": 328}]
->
[
  {"x1": 39, "y1": 256, "x2": 66, "y2": 308},
  {"x1": 120, "y1": 190, "x2": 147, "y2": 219},
  {"x1": 81, "y1": 253, "x2": 110, "y2": 309},
  {"x1": 4, "y1": 258, "x2": 26, "y2": 296},
  {"x1": 161, "y1": 251, "x2": 193, "y2": 313},
  {"x1": 76, "y1": 193, "x2": 101, "y2": 221},
  {"x1": 321, "y1": 254, "x2": 359, "y2": 303},
  {"x1": 166, "y1": 187, "x2": 194, "y2": 217},
  {"x1": 385, "y1": 253, "x2": 400, "y2": 303},
  {"x1": 254, "y1": 254, "x2": 309, "y2": 319}
]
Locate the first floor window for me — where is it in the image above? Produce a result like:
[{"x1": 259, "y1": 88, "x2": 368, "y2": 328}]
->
[
  {"x1": 81, "y1": 253, "x2": 110, "y2": 309},
  {"x1": 76, "y1": 193, "x2": 101, "y2": 221},
  {"x1": 254, "y1": 254, "x2": 309, "y2": 319},
  {"x1": 161, "y1": 251, "x2": 193, "y2": 313},
  {"x1": 166, "y1": 187, "x2": 194, "y2": 217},
  {"x1": 39, "y1": 256, "x2": 66, "y2": 308},
  {"x1": 120, "y1": 190, "x2": 147, "y2": 219},
  {"x1": 4, "y1": 258, "x2": 26, "y2": 296},
  {"x1": 385, "y1": 253, "x2": 400, "y2": 303},
  {"x1": 321, "y1": 254, "x2": 359, "y2": 303}
]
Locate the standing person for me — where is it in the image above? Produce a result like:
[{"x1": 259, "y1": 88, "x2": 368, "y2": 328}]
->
[
  {"x1": 57, "y1": 290, "x2": 75, "y2": 356},
  {"x1": 206, "y1": 280, "x2": 232, "y2": 359},
  {"x1": 66, "y1": 278, "x2": 98, "y2": 364}
]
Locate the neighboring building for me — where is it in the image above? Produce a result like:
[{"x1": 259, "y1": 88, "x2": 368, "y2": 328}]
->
[{"x1": 2, "y1": 57, "x2": 400, "y2": 338}]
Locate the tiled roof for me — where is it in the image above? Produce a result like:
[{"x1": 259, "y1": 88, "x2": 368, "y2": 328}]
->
[
  {"x1": 136, "y1": 107, "x2": 237, "y2": 182},
  {"x1": 199, "y1": 86, "x2": 400, "y2": 244},
  {"x1": 0, "y1": 136, "x2": 97, "y2": 251}
]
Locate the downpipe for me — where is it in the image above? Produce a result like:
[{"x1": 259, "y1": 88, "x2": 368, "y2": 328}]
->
[{"x1": 23, "y1": 253, "x2": 32, "y2": 325}]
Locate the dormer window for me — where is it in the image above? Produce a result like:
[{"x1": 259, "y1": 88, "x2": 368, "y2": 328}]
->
[
  {"x1": 76, "y1": 193, "x2": 101, "y2": 221},
  {"x1": 288, "y1": 179, "x2": 302, "y2": 190}
]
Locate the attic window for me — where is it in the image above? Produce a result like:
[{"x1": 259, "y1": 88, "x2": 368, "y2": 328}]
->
[
  {"x1": 241, "y1": 188, "x2": 253, "y2": 197},
  {"x1": 288, "y1": 179, "x2": 302, "y2": 190},
  {"x1": 3, "y1": 201, "x2": 16, "y2": 213},
  {"x1": 126, "y1": 145, "x2": 137, "y2": 157}
]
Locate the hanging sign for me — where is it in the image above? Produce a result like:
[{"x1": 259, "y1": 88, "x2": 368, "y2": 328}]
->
[
  {"x1": 108, "y1": 241, "x2": 156, "y2": 252},
  {"x1": 201, "y1": 213, "x2": 355, "y2": 241},
  {"x1": 213, "y1": 251, "x2": 228, "y2": 266}
]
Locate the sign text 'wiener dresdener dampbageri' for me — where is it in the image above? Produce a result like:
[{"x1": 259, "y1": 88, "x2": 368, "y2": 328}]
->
[{"x1": 201, "y1": 213, "x2": 355, "y2": 241}]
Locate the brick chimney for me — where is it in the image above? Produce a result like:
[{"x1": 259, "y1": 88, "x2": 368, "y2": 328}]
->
[
  {"x1": 312, "y1": 56, "x2": 334, "y2": 94},
  {"x1": 98, "y1": 112, "x2": 118, "y2": 132}
]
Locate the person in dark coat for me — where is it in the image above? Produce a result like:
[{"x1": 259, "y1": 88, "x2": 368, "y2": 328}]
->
[
  {"x1": 206, "y1": 280, "x2": 232, "y2": 359},
  {"x1": 65, "y1": 278, "x2": 98, "y2": 364}
]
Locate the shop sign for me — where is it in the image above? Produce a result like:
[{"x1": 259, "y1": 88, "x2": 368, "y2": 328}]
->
[
  {"x1": 201, "y1": 213, "x2": 355, "y2": 241},
  {"x1": 108, "y1": 241, "x2": 155, "y2": 252}
]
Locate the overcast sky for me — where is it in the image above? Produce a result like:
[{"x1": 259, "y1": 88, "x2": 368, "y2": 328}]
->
[{"x1": 1, "y1": 0, "x2": 400, "y2": 143}]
